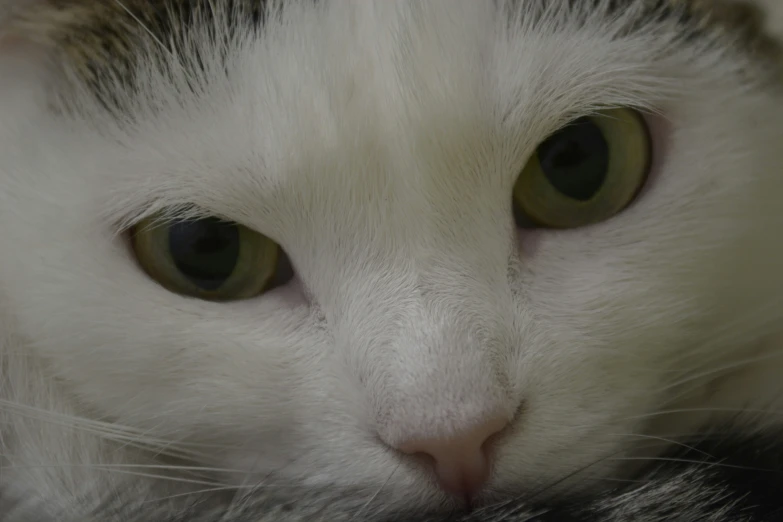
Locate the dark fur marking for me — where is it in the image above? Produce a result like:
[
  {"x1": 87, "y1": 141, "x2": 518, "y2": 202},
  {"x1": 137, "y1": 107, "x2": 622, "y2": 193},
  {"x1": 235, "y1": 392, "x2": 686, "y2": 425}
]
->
[{"x1": 5, "y1": 0, "x2": 780, "y2": 112}]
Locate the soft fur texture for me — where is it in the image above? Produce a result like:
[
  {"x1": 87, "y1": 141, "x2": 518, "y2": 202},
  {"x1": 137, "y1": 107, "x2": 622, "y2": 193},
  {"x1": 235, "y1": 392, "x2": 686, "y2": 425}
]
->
[{"x1": 0, "y1": 0, "x2": 782, "y2": 520}]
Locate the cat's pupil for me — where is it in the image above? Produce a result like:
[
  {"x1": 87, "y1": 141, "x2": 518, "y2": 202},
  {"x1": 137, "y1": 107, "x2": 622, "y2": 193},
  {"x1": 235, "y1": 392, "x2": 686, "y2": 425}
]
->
[
  {"x1": 537, "y1": 116, "x2": 609, "y2": 201},
  {"x1": 168, "y1": 218, "x2": 240, "y2": 291}
]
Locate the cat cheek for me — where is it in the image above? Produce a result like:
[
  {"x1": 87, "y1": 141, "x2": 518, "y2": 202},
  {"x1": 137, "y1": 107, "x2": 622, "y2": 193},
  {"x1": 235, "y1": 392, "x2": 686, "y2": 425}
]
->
[{"x1": 516, "y1": 228, "x2": 541, "y2": 258}]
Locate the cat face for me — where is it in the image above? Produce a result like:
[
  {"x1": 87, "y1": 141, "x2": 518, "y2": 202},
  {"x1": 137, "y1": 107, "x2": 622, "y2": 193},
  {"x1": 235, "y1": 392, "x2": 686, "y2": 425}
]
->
[{"x1": 1, "y1": 0, "x2": 782, "y2": 512}]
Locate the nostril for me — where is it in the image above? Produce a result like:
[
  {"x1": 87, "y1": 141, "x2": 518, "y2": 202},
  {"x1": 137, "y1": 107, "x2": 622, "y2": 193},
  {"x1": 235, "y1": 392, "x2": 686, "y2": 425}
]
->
[{"x1": 396, "y1": 415, "x2": 509, "y2": 497}]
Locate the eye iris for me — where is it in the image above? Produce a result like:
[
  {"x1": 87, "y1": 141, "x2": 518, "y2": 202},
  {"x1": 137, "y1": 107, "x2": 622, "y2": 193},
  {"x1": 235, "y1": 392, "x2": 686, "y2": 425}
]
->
[
  {"x1": 168, "y1": 218, "x2": 240, "y2": 291},
  {"x1": 537, "y1": 116, "x2": 609, "y2": 201}
]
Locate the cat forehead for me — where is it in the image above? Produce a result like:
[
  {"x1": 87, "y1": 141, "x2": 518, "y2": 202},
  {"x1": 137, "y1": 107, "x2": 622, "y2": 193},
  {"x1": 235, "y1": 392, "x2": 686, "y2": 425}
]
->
[
  {"x1": 6, "y1": 0, "x2": 778, "y2": 108},
  {"x1": 13, "y1": 0, "x2": 772, "y2": 232}
]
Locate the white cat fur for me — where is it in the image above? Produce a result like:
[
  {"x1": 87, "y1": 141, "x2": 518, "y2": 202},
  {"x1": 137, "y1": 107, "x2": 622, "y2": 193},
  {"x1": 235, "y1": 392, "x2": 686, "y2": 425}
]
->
[{"x1": 0, "y1": 0, "x2": 781, "y2": 518}]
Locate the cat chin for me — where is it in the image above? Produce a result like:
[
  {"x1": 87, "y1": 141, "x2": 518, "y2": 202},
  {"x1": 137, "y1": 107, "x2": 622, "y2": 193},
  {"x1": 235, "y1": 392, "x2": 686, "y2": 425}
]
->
[{"x1": 212, "y1": 435, "x2": 640, "y2": 513}]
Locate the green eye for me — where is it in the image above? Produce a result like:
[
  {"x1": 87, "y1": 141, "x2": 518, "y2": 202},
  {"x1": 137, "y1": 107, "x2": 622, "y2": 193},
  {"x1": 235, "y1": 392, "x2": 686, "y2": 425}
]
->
[
  {"x1": 513, "y1": 108, "x2": 652, "y2": 229},
  {"x1": 132, "y1": 215, "x2": 292, "y2": 301}
]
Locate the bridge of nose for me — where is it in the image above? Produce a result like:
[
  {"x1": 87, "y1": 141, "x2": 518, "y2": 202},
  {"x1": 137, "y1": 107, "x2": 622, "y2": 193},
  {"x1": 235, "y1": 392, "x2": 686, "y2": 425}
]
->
[
  {"x1": 365, "y1": 302, "x2": 516, "y2": 449},
  {"x1": 325, "y1": 245, "x2": 518, "y2": 446}
]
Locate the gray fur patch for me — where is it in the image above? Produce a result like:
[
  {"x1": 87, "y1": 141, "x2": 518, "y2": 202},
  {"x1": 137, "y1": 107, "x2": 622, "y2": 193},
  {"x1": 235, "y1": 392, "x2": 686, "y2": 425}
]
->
[{"x1": 2, "y1": 0, "x2": 780, "y2": 110}]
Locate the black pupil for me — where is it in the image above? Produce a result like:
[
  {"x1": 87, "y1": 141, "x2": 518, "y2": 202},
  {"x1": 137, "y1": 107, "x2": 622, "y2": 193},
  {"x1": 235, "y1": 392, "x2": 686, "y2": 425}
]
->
[
  {"x1": 537, "y1": 117, "x2": 609, "y2": 201},
  {"x1": 169, "y1": 218, "x2": 240, "y2": 291}
]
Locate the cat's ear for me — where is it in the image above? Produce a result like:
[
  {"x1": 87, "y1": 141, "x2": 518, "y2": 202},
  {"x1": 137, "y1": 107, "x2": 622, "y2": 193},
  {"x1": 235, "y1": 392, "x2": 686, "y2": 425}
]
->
[
  {"x1": 0, "y1": 1, "x2": 64, "y2": 117},
  {"x1": 0, "y1": 0, "x2": 30, "y2": 23},
  {"x1": 0, "y1": 0, "x2": 46, "y2": 44},
  {"x1": 0, "y1": 1, "x2": 67, "y2": 95}
]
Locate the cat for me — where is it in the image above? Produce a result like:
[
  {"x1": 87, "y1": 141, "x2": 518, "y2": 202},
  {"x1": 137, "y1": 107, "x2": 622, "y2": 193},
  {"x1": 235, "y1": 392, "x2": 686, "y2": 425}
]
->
[{"x1": 1, "y1": 0, "x2": 782, "y2": 520}]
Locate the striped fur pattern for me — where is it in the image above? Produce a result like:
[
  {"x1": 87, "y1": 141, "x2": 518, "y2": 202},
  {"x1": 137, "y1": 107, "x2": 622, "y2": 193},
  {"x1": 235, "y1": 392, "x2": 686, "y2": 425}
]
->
[{"x1": 1, "y1": 0, "x2": 780, "y2": 106}]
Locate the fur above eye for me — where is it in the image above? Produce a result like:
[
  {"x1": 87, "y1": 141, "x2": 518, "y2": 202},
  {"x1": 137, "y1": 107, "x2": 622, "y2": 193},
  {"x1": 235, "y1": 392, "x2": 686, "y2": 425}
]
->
[
  {"x1": 513, "y1": 108, "x2": 652, "y2": 229},
  {"x1": 131, "y1": 215, "x2": 293, "y2": 301}
]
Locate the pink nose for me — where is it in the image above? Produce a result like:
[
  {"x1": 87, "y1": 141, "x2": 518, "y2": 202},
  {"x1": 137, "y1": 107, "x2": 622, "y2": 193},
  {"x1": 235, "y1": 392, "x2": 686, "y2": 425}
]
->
[{"x1": 397, "y1": 415, "x2": 509, "y2": 497}]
